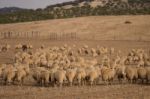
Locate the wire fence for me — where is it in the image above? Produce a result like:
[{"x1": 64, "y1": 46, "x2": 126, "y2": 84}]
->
[
  {"x1": 0, "y1": 31, "x2": 150, "y2": 41},
  {"x1": 0, "y1": 31, "x2": 78, "y2": 40}
]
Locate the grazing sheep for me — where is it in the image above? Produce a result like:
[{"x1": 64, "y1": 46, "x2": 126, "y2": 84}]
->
[
  {"x1": 115, "y1": 65, "x2": 126, "y2": 83},
  {"x1": 1, "y1": 44, "x2": 10, "y2": 52},
  {"x1": 22, "y1": 44, "x2": 28, "y2": 51},
  {"x1": 91, "y1": 48, "x2": 98, "y2": 57},
  {"x1": 145, "y1": 60, "x2": 150, "y2": 66},
  {"x1": 15, "y1": 44, "x2": 22, "y2": 49},
  {"x1": 101, "y1": 67, "x2": 116, "y2": 85},
  {"x1": 2, "y1": 64, "x2": 16, "y2": 85},
  {"x1": 75, "y1": 67, "x2": 86, "y2": 86},
  {"x1": 125, "y1": 66, "x2": 138, "y2": 84},
  {"x1": 77, "y1": 48, "x2": 82, "y2": 55},
  {"x1": 0, "y1": 64, "x2": 7, "y2": 77},
  {"x1": 137, "y1": 67, "x2": 147, "y2": 83},
  {"x1": 40, "y1": 70, "x2": 50, "y2": 86},
  {"x1": 145, "y1": 67, "x2": 150, "y2": 83},
  {"x1": 51, "y1": 69, "x2": 66, "y2": 87},
  {"x1": 66, "y1": 68, "x2": 77, "y2": 86},
  {"x1": 15, "y1": 64, "x2": 30, "y2": 85},
  {"x1": 102, "y1": 55, "x2": 110, "y2": 68},
  {"x1": 85, "y1": 67, "x2": 101, "y2": 86},
  {"x1": 32, "y1": 67, "x2": 50, "y2": 86},
  {"x1": 138, "y1": 60, "x2": 145, "y2": 67}
]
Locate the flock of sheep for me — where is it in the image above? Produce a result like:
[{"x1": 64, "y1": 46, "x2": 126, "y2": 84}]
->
[{"x1": 0, "y1": 43, "x2": 150, "y2": 87}]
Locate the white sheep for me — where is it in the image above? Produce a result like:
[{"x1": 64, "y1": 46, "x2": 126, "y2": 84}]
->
[
  {"x1": 85, "y1": 66, "x2": 101, "y2": 85},
  {"x1": 66, "y1": 68, "x2": 77, "y2": 86},
  {"x1": 51, "y1": 69, "x2": 66, "y2": 87},
  {"x1": 15, "y1": 64, "x2": 30, "y2": 85},
  {"x1": 101, "y1": 66, "x2": 116, "y2": 85},
  {"x1": 137, "y1": 67, "x2": 147, "y2": 83},
  {"x1": 125, "y1": 66, "x2": 138, "y2": 84},
  {"x1": 31, "y1": 67, "x2": 50, "y2": 86},
  {"x1": 75, "y1": 67, "x2": 86, "y2": 86},
  {"x1": 2, "y1": 64, "x2": 16, "y2": 85}
]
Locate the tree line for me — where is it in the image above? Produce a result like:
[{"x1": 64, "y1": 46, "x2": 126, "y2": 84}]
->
[{"x1": 0, "y1": 0, "x2": 150, "y2": 24}]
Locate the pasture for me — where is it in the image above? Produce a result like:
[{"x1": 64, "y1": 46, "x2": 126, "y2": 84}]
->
[{"x1": 0, "y1": 15, "x2": 150, "y2": 99}]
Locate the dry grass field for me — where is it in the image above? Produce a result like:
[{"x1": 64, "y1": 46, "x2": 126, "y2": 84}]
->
[
  {"x1": 0, "y1": 15, "x2": 150, "y2": 99},
  {"x1": 0, "y1": 15, "x2": 150, "y2": 40},
  {"x1": 0, "y1": 84, "x2": 150, "y2": 99}
]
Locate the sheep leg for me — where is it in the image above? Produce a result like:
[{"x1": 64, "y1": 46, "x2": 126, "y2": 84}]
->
[
  {"x1": 59, "y1": 82, "x2": 62, "y2": 87},
  {"x1": 90, "y1": 81, "x2": 93, "y2": 86},
  {"x1": 3, "y1": 78, "x2": 7, "y2": 85},
  {"x1": 21, "y1": 77, "x2": 25, "y2": 86},
  {"x1": 44, "y1": 79, "x2": 47, "y2": 87},
  {"x1": 40, "y1": 79, "x2": 44, "y2": 86},
  {"x1": 146, "y1": 78, "x2": 149, "y2": 84},
  {"x1": 69, "y1": 82, "x2": 73, "y2": 87},
  {"x1": 83, "y1": 79, "x2": 87, "y2": 86},
  {"x1": 82, "y1": 79, "x2": 86, "y2": 86},
  {"x1": 78, "y1": 80, "x2": 81, "y2": 86},
  {"x1": 130, "y1": 79, "x2": 133, "y2": 84}
]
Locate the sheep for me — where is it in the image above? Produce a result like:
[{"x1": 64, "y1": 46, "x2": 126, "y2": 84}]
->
[
  {"x1": 83, "y1": 44, "x2": 88, "y2": 49},
  {"x1": 91, "y1": 48, "x2": 97, "y2": 57},
  {"x1": 1, "y1": 44, "x2": 10, "y2": 52},
  {"x1": 101, "y1": 67, "x2": 116, "y2": 85},
  {"x1": 66, "y1": 68, "x2": 77, "y2": 86},
  {"x1": 99, "y1": 46, "x2": 108, "y2": 54},
  {"x1": 31, "y1": 67, "x2": 50, "y2": 86},
  {"x1": 75, "y1": 67, "x2": 86, "y2": 86},
  {"x1": 40, "y1": 70, "x2": 50, "y2": 86},
  {"x1": 27, "y1": 44, "x2": 33, "y2": 49},
  {"x1": 22, "y1": 44, "x2": 28, "y2": 51},
  {"x1": 102, "y1": 55, "x2": 110, "y2": 68},
  {"x1": 77, "y1": 48, "x2": 82, "y2": 55},
  {"x1": 137, "y1": 67, "x2": 147, "y2": 84},
  {"x1": 51, "y1": 69, "x2": 66, "y2": 87},
  {"x1": 144, "y1": 60, "x2": 150, "y2": 66},
  {"x1": 15, "y1": 64, "x2": 30, "y2": 85},
  {"x1": 145, "y1": 67, "x2": 150, "y2": 83},
  {"x1": 2, "y1": 64, "x2": 16, "y2": 85},
  {"x1": 0, "y1": 64, "x2": 7, "y2": 77},
  {"x1": 31, "y1": 68, "x2": 42, "y2": 85},
  {"x1": 125, "y1": 66, "x2": 138, "y2": 84},
  {"x1": 15, "y1": 44, "x2": 22, "y2": 49},
  {"x1": 83, "y1": 48, "x2": 90, "y2": 55},
  {"x1": 85, "y1": 67, "x2": 101, "y2": 86},
  {"x1": 115, "y1": 65, "x2": 126, "y2": 83},
  {"x1": 137, "y1": 60, "x2": 145, "y2": 67}
]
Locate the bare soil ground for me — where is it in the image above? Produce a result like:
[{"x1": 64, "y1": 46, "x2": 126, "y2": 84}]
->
[{"x1": 0, "y1": 84, "x2": 150, "y2": 99}]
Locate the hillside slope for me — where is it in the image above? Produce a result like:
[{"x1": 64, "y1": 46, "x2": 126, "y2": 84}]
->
[
  {"x1": 0, "y1": 15, "x2": 150, "y2": 40},
  {"x1": 0, "y1": 0, "x2": 150, "y2": 24}
]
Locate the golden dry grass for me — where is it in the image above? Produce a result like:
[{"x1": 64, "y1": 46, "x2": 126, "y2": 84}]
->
[
  {"x1": 0, "y1": 15, "x2": 150, "y2": 40},
  {"x1": 0, "y1": 84, "x2": 150, "y2": 99}
]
